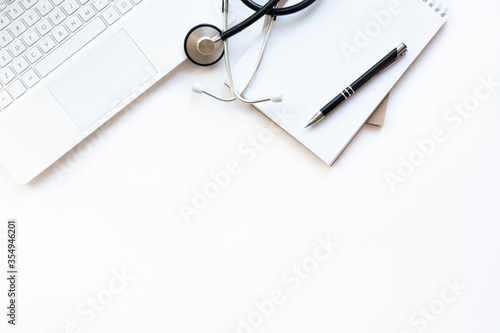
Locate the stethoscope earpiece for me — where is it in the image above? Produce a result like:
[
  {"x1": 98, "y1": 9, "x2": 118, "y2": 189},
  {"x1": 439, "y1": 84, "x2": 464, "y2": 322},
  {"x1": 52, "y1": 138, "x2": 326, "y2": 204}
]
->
[{"x1": 184, "y1": 24, "x2": 224, "y2": 66}]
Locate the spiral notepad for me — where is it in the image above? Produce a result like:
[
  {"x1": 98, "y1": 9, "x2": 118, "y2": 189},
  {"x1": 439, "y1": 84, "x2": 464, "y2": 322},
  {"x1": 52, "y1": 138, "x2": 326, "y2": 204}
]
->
[{"x1": 232, "y1": 0, "x2": 448, "y2": 165}]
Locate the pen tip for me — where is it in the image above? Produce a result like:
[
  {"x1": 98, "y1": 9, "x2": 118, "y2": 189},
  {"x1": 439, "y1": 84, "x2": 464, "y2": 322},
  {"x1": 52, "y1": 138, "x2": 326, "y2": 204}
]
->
[{"x1": 304, "y1": 112, "x2": 325, "y2": 129}]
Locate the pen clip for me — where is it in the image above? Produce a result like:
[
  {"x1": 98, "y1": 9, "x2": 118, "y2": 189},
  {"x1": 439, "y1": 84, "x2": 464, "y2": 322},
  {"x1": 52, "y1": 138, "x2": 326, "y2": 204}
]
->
[{"x1": 379, "y1": 46, "x2": 408, "y2": 74}]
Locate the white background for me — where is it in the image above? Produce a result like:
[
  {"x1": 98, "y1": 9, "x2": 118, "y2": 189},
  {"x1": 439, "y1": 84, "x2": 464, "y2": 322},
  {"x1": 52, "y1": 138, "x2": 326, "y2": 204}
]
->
[{"x1": 1, "y1": 0, "x2": 499, "y2": 332}]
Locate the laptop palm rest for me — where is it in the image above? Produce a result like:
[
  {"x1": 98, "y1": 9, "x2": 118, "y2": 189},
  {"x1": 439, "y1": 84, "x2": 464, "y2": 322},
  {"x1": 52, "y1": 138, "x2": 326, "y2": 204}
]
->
[{"x1": 49, "y1": 29, "x2": 157, "y2": 131}]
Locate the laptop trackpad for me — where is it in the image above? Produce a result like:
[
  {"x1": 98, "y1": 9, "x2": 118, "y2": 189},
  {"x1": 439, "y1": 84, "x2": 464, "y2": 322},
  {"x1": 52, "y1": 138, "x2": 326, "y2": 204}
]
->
[{"x1": 49, "y1": 30, "x2": 157, "y2": 131}]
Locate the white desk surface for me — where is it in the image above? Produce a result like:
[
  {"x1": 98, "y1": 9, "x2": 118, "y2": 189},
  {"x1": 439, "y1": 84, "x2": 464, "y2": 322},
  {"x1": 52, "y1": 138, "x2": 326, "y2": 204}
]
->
[{"x1": 1, "y1": 1, "x2": 499, "y2": 332}]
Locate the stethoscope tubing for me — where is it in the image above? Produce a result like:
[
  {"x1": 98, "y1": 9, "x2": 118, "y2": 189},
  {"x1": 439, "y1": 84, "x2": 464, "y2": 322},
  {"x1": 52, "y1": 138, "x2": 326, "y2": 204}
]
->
[
  {"x1": 222, "y1": 0, "x2": 280, "y2": 104},
  {"x1": 189, "y1": 0, "x2": 315, "y2": 102},
  {"x1": 241, "y1": 0, "x2": 317, "y2": 16},
  {"x1": 219, "y1": 0, "x2": 317, "y2": 41},
  {"x1": 219, "y1": 0, "x2": 280, "y2": 41}
]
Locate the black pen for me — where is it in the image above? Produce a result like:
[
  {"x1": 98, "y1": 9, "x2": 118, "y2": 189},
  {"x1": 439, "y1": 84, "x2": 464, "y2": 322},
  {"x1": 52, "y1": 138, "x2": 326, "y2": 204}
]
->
[{"x1": 305, "y1": 43, "x2": 408, "y2": 128}]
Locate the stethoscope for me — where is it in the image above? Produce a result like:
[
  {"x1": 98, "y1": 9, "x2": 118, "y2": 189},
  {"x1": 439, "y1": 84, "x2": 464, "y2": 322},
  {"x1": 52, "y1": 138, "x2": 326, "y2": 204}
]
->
[{"x1": 184, "y1": 0, "x2": 316, "y2": 104}]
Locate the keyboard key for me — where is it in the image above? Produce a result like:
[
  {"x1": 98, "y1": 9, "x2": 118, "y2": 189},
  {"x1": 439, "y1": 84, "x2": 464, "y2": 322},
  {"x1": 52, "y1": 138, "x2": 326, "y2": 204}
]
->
[
  {"x1": 0, "y1": 90, "x2": 14, "y2": 108},
  {"x1": 0, "y1": 12, "x2": 12, "y2": 31},
  {"x1": 9, "y1": 39, "x2": 27, "y2": 57},
  {"x1": 8, "y1": 79, "x2": 27, "y2": 98},
  {"x1": 19, "y1": 0, "x2": 38, "y2": 10},
  {"x1": 115, "y1": 0, "x2": 132, "y2": 15},
  {"x1": 0, "y1": 67, "x2": 15, "y2": 85},
  {"x1": 65, "y1": 15, "x2": 82, "y2": 32},
  {"x1": 35, "y1": 17, "x2": 106, "y2": 77},
  {"x1": 91, "y1": 0, "x2": 108, "y2": 12},
  {"x1": 101, "y1": 5, "x2": 119, "y2": 25},
  {"x1": 48, "y1": 7, "x2": 66, "y2": 26},
  {"x1": 38, "y1": 35, "x2": 56, "y2": 52},
  {"x1": 0, "y1": 1, "x2": 6, "y2": 11},
  {"x1": 0, "y1": 29, "x2": 14, "y2": 47},
  {"x1": 35, "y1": 17, "x2": 53, "y2": 35},
  {"x1": 22, "y1": 29, "x2": 40, "y2": 46},
  {"x1": 12, "y1": 56, "x2": 29, "y2": 74},
  {"x1": 23, "y1": 9, "x2": 41, "y2": 27},
  {"x1": 6, "y1": 3, "x2": 25, "y2": 21},
  {"x1": 35, "y1": 0, "x2": 54, "y2": 16},
  {"x1": 52, "y1": 24, "x2": 69, "y2": 42},
  {"x1": 62, "y1": 0, "x2": 80, "y2": 15},
  {"x1": 26, "y1": 45, "x2": 43, "y2": 63},
  {"x1": 0, "y1": 50, "x2": 13, "y2": 68},
  {"x1": 21, "y1": 68, "x2": 40, "y2": 87},
  {"x1": 9, "y1": 20, "x2": 27, "y2": 37},
  {"x1": 78, "y1": 4, "x2": 96, "y2": 22}
]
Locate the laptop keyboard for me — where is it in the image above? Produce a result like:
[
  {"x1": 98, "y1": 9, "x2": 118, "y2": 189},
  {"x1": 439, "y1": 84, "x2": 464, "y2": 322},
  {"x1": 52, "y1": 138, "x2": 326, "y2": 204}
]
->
[{"x1": 0, "y1": 0, "x2": 142, "y2": 110}]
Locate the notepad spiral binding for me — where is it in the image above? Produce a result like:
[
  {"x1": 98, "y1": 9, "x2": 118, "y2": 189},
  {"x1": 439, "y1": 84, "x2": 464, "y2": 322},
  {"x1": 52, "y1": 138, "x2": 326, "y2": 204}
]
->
[{"x1": 422, "y1": 0, "x2": 449, "y2": 17}]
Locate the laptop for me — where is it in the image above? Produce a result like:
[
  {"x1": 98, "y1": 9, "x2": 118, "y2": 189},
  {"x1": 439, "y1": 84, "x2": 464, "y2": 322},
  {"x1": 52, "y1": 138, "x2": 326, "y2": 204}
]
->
[{"x1": 0, "y1": 0, "x2": 218, "y2": 184}]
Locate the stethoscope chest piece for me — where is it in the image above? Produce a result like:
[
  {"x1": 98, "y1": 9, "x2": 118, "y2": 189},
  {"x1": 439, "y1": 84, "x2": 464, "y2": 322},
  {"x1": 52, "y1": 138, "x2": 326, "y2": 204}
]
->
[{"x1": 184, "y1": 24, "x2": 224, "y2": 66}]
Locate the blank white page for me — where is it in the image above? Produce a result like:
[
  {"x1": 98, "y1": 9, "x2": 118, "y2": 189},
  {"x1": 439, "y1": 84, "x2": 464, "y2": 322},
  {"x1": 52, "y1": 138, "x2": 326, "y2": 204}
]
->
[{"x1": 232, "y1": 0, "x2": 447, "y2": 164}]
